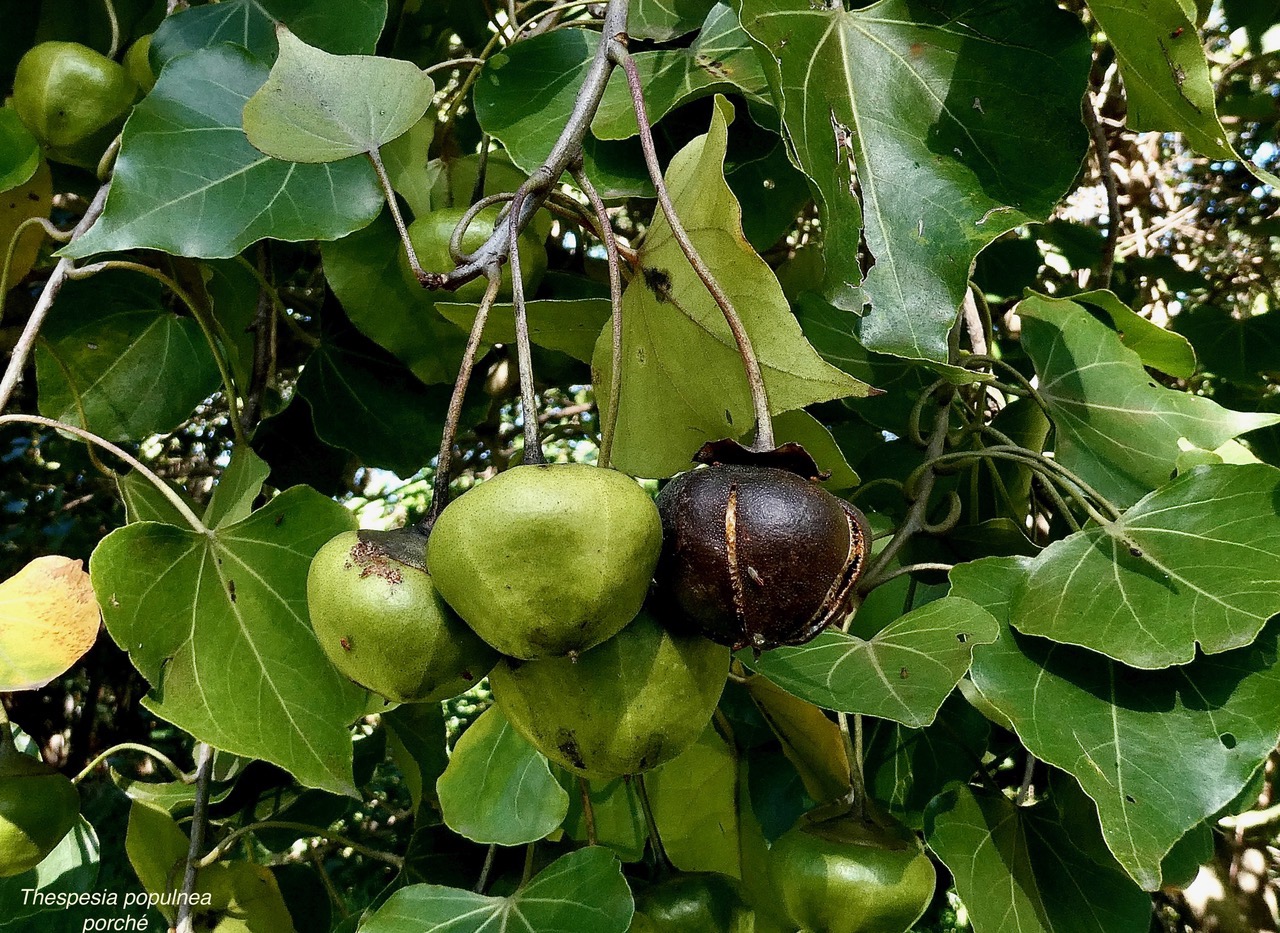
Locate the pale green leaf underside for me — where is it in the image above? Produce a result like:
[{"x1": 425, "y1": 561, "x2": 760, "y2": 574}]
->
[
  {"x1": 742, "y1": 596, "x2": 999, "y2": 728},
  {"x1": 244, "y1": 28, "x2": 434, "y2": 163}
]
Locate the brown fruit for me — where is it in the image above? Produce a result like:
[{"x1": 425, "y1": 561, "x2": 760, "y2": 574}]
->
[{"x1": 654, "y1": 441, "x2": 870, "y2": 651}]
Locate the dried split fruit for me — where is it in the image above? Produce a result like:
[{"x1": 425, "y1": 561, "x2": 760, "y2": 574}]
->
[
  {"x1": 654, "y1": 440, "x2": 871, "y2": 651},
  {"x1": 307, "y1": 529, "x2": 497, "y2": 704}
]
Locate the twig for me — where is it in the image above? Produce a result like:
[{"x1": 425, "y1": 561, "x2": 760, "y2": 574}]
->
[
  {"x1": 1015, "y1": 753, "x2": 1036, "y2": 806},
  {"x1": 570, "y1": 164, "x2": 623, "y2": 465},
  {"x1": 196, "y1": 820, "x2": 404, "y2": 871},
  {"x1": 0, "y1": 182, "x2": 109, "y2": 414},
  {"x1": 1082, "y1": 98, "x2": 1119, "y2": 290},
  {"x1": 71, "y1": 742, "x2": 189, "y2": 785},
  {"x1": 578, "y1": 777, "x2": 598, "y2": 845},
  {"x1": 424, "y1": 57, "x2": 487, "y2": 77},
  {"x1": 242, "y1": 246, "x2": 276, "y2": 431},
  {"x1": 475, "y1": 844, "x2": 497, "y2": 893},
  {"x1": 368, "y1": 147, "x2": 428, "y2": 284},
  {"x1": 175, "y1": 743, "x2": 213, "y2": 933},
  {"x1": 866, "y1": 562, "x2": 956, "y2": 586},
  {"x1": 103, "y1": 0, "x2": 121, "y2": 58},
  {"x1": 634, "y1": 774, "x2": 673, "y2": 874},
  {"x1": 613, "y1": 48, "x2": 775, "y2": 451}
]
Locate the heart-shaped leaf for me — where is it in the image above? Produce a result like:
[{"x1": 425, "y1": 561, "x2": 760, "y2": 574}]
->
[
  {"x1": 740, "y1": 597, "x2": 999, "y2": 728},
  {"x1": 90, "y1": 486, "x2": 366, "y2": 795},
  {"x1": 63, "y1": 45, "x2": 383, "y2": 261},
  {"x1": 1019, "y1": 294, "x2": 1280, "y2": 507},
  {"x1": 436, "y1": 705, "x2": 569, "y2": 846},
  {"x1": 735, "y1": 0, "x2": 1091, "y2": 363},
  {"x1": 592, "y1": 97, "x2": 871, "y2": 478},
  {"x1": 358, "y1": 846, "x2": 634, "y2": 933},
  {"x1": 244, "y1": 28, "x2": 434, "y2": 163},
  {"x1": 1012, "y1": 463, "x2": 1280, "y2": 668},
  {"x1": 0, "y1": 556, "x2": 98, "y2": 691},
  {"x1": 954, "y1": 556, "x2": 1280, "y2": 890}
]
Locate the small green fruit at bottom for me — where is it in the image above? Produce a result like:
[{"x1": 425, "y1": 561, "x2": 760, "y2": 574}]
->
[
  {"x1": 489, "y1": 610, "x2": 728, "y2": 779},
  {"x1": 12, "y1": 42, "x2": 137, "y2": 149},
  {"x1": 0, "y1": 735, "x2": 79, "y2": 878},
  {"x1": 399, "y1": 205, "x2": 547, "y2": 301},
  {"x1": 124, "y1": 35, "x2": 156, "y2": 93},
  {"x1": 630, "y1": 873, "x2": 753, "y2": 933},
  {"x1": 427, "y1": 463, "x2": 662, "y2": 659},
  {"x1": 307, "y1": 529, "x2": 497, "y2": 704},
  {"x1": 769, "y1": 813, "x2": 936, "y2": 933}
]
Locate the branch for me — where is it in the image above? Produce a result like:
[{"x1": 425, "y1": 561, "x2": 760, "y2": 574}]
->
[
  {"x1": 1082, "y1": 97, "x2": 1119, "y2": 290},
  {"x1": 175, "y1": 743, "x2": 214, "y2": 933}
]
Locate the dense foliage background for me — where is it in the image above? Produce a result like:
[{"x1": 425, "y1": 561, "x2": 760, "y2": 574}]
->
[{"x1": 1, "y1": 0, "x2": 1279, "y2": 930}]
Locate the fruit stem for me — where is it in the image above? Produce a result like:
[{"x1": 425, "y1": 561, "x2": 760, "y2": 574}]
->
[
  {"x1": 611, "y1": 47, "x2": 775, "y2": 452},
  {"x1": 475, "y1": 844, "x2": 497, "y2": 893},
  {"x1": 578, "y1": 777, "x2": 599, "y2": 845},
  {"x1": 634, "y1": 773, "x2": 674, "y2": 876},
  {"x1": 521, "y1": 842, "x2": 537, "y2": 886},
  {"x1": 421, "y1": 270, "x2": 505, "y2": 532},
  {"x1": 367, "y1": 146, "x2": 429, "y2": 286},
  {"x1": 837, "y1": 711, "x2": 869, "y2": 821},
  {"x1": 508, "y1": 184, "x2": 546, "y2": 465},
  {"x1": 569, "y1": 164, "x2": 624, "y2": 467}
]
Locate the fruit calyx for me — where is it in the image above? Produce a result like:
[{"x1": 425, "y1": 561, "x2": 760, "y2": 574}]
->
[
  {"x1": 353, "y1": 528, "x2": 428, "y2": 573},
  {"x1": 655, "y1": 440, "x2": 871, "y2": 652}
]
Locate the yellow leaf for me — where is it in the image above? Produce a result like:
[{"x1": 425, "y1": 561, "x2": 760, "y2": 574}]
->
[{"x1": 0, "y1": 556, "x2": 99, "y2": 690}]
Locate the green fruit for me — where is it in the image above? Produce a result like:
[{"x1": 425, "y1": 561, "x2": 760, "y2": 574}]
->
[
  {"x1": 12, "y1": 42, "x2": 137, "y2": 150},
  {"x1": 0, "y1": 736, "x2": 79, "y2": 878},
  {"x1": 427, "y1": 463, "x2": 662, "y2": 659},
  {"x1": 307, "y1": 529, "x2": 498, "y2": 704},
  {"x1": 769, "y1": 814, "x2": 936, "y2": 933},
  {"x1": 124, "y1": 34, "x2": 156, "y2": 93},
  {"x1": 489, "y1": 610, "x2": 728, "y2": 778},
  {"x1": 630, "y1": 873, "x2": 753, "y2": 933},
  {"x1": 400, "y1": 205, "x2": 547, "y2": 301}
]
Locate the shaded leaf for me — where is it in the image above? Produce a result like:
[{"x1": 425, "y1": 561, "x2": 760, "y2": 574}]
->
[
  {"x1": 0, "y1": 106, "x2": 40, "y2": 192},
  {"x1": 560, "y1": 773, "x2": 645, "y2": 861},
  {"x1": 1074, "y1": 289, "x2": 1196, "y2": 379},
  {"x1": 0, "y1": 816, "x2": 99, "y2": 931},
  {"x1": 593, "y1": 97, "x2": 870, "y2": 478},
  {"x1": 386, "y1": 702, "x2": 449, "y2": 814},
  {"x1": 772, "y1": 409, "x2": 859, "y2": 492},
  {"x1": 383, "y1": 115, "x2": 438, "y2": 219},
  {"x1": 736, "y1": 0, "x2": 1091, "y2": 363},
  {"x1": 955, "y1": 556, "x2": 1280, "y2": 890},
  {"x1": 436, "y1": 705, "x2": 569, "y2": 846},
  {"x1": 35, "y1": 270, "x2": 220, "y2": 441},
  {"x1": 437, "y1": 299, "x2": 612, "y2": 365},
  {"x1": 647, "y1": 724, "x2": 740, "y2": 877},
  {"x1": 1172, "y1": 304, "x2": 1280, "y2": 386},
  {"x1": 925, "y1": 780, "x2": 1151, "y2": 933},
  {"x1": 740, "y1": 597, "x2": 999, "y2": 728},
  {"x1": 0, "y1": 556, "x2": 98, "y2": 691},
  {"x1": 1012, "y1": 463, "x2": 1280, "y2": 668},
  {"x1": 64, "y1": 45, "x2": 383, "y2": 261},
  {"x1": 117, "y1": 473, "x2": 197, "y2": 526},
  {"x1": 1019, "y1": 294, "x2": 1280, "y2": 506},
  {"x1": 244, "y1": 28, "x2": 434, "y2": 163},
  {"x1": 359, "y1": 847, "x2": 633, "y2": 933},
  {"x1": 630, "y1": 0, "x2": 718, "y2": 40},
  {"x1": 746, "y1": 673, "x2": 851, "y2": 805},
  {"x1": 90, "y1": 487, "x2": 366, "y2": 795}
]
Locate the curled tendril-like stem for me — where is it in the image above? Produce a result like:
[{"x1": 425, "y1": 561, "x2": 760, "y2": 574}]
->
[{"x1": 450, "y1": 192, "x2": 518, "y2": 264}]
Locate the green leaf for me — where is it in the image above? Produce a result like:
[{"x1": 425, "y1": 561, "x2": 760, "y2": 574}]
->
[
  {"x1": 772, "y1": 409, "x2": 859, "y2": 492},
  {"x1": 594, "y1": 4, "x2": 769, "y2": 140},
  {"x1": 473, "y1": 30, "x2": 652, "y2": 198},
  {"x1": 1019, "y1": 294, "x2": 1280, "y2": 507},
  {"x1": 321, "y1": 210, "x2": 467, "y2": 384},
  {"x1": 244, "y1": 28, "x2": 434, "y2": 163},
  {"x1": 593, "y1": 97, "x2": 870, "y2": 478},
  {"x1": 630, "y1": 0, "x2": 718, "y2": 40},
  {"x1": 152, "y1": 0, "x2": 387, "y2": 69},
  {"x1": 954, "y1": 556, "x2": 1280, "y2": 890},
  {"x1": 63, "y1": 45, "x2": 383, "y2": 261},
  {"x1": 1011, "y1": 463, "x2": 1280, "y2": 668},
  {"x1": 383, "y1": 115, "x2": 438, "y2": 219},
  {"x1": 1074, "y1": 290, "x2": 1197, "y2": 379},
  {"x1": 1084, "y1": 0, "x2": 1279, "y2": 185},
  {"x1": 125, "y1": 800, "x2": 189, "y2": 922},
  {"x1": 385, "y1": 702, "x2": 449, "y2": 814},
  {"x1": 735, "y1": 0, "x2": 1091, "y2": 363},
  {"x1": 296, "y1": 325, "x2": 450, "y2": 475},
  {"x1": 925, "y1": 781, "x2": 1151, "y2": 933},
  {"x1": 34, "y1": 270, "x2": 220, "y2": 442},
  {"x1": 0, "y1": 817, "x2": 98, "y2": 930},
  {"x1": 647, "y1": 724, "x2": 740, "y2": 877},
  {"x1": 437, "y1": 299, "x2": 612, "y2": 365},
  {"x1": 90, "y1": 487, "x2": 367, "y2": 795},
  {"x1": 0, "y1": 106, "x2": 40, "y2": 192},
  {"x1": 740, "y1": 597, "x2": 999, "y2": 729},
  {"x1": 747, "y1": 673, "x2": 852, "y2": 805},
  {"x1": 117, "y1": 473, "x2": 197, "y2": 526},
  {"x1": 436, "y1": 705, "x2": 570, "y2": 846},
  {"x1": 1172, "y1": 304, "x2": 1280, "y2": 386},
  {"x1": 204, "y1": 447, "x2": 271, "y2": 529},
  {"x1": 560, "y1": 774, "x2": 645, "y2": 861},
  {"x1": 359, "y1": 847, "x2": 634, "y2": 933},
  {"x1": 206, "y1": 258, "x2": 262, "y2": 392},
  {"x1": 864, "y1": 694, "x2": 990, "y2": 830}
]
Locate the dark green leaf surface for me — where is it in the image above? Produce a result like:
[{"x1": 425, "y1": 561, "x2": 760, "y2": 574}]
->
[
  {"x1": 0, "y1": 107, "x2": 40, "y2": 192},
  {"x1": 35, "y1": 271, "x2": 220, "y2": 441},
  {"x1": 741, "y1": 597, "x2": 999, "y2": 728},
  {"x1": 560, "y1": 774, "x2": 645, "y2": 861},
  {"x1": 0, "y1": 817, "x2": 99, "y2": 931},
  {"x1": 1011, "y1": 463, "x2": 1280, "y2": 668},
  {"x1": 592, "y1": 98, "x2": 869, "y2": 477},
  {"x1": 630, "y1": 0, "x2": 718, "y2": 40},
  {"x1": 359, "y1": 847, "x2": 634, "y2": 933},
  {"x1": 385, "y1": 703, "x2": 449, "y2": 814},
  {"x1": 436, "y1": 705, "x2": 569, "y2": 846},
  {"x1": 90, "y1": 487, "x2": 367, "y2": 795},
  {"x1": 736, "y1": 0, "x2": 1090, "y2": 363},
  {"x1": 926, "y1": 781, "x2": 1151, "y2": 933},
  {"x1": 64, "y1": 46, "x2": 383, "y2": 260},
  {"x1": 1020, "y1": 294, "x2": 1280, "y2": 506},
  {"x1": 437, "y1": 299, "x2": 612, "y2": 364},
  {"x1": 151, "y1": 0, "x2": 387, "y2": 69},
  {"x1": 955, "y1": 557, "x2": 1280, "y2": 890}
]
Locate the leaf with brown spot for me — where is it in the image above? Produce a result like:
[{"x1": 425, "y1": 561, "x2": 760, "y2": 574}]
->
[{"x1": 0, "y1": 556, "x2": 100, "y2": 691}]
